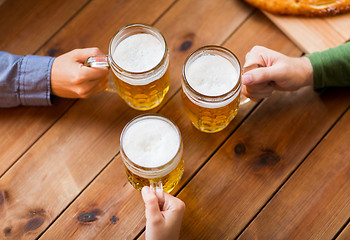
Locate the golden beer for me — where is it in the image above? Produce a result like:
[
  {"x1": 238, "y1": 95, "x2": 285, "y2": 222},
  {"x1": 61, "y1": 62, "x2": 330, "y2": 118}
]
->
[
  {"x1": 125, "y1": 158, "x2": 184, "y2": 192},
  {"x1": 182, "y1": 46, "x2": 242, "y2": 133},
  {"x1": 120, "y1": 114, "x2": 184, "y2": 193},
  {"x1": 112, "y1": 69, "x2": 170, "y2": 110},
  {"x1": 109, "y1": 24, "x2": 170, "y2": 110}
]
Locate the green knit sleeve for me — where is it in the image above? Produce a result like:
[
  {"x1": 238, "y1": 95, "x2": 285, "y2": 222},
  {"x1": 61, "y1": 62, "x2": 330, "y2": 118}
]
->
[{"x1": 307, "y1": 41, "x2": 350, "y2": 93}]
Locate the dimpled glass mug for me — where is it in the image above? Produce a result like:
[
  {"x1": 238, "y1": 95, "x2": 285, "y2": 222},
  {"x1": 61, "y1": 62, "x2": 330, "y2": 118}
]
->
[
  {"x1": 120, "y1": 113, "x2": 184, "y2": 197},
  {"x1": 86, "y1": 24, "x2": 170, "y2": 111},
  {"x1": 182, "y1": 45, "x2": 249, "y2": 133}
]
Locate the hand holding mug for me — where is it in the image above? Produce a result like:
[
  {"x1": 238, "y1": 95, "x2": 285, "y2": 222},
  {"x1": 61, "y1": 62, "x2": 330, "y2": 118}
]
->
[
  {"x1": 85, "y1": 24, "x2": 170, "y2": 110},
  {"x1": 242, "y1": 46, "x2": 314, "y2": 101},
  {"x1": 142, "y1": 186, "x2": 185, "y2": 240},
  {"x1": 51, "y1": 48, "x2": 108, "y2": 98}
]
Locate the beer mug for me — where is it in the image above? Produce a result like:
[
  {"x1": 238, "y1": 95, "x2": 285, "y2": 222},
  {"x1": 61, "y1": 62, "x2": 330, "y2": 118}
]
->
[
  {"x1": 86, "y1": 24, "x2": 170, "y2": 111},
  {"x1": 182, "y1": 45, "x2": 245, "y2": 133},
  {"x1": 120, "y1": 114, "x2": 184, "y2": 199}
]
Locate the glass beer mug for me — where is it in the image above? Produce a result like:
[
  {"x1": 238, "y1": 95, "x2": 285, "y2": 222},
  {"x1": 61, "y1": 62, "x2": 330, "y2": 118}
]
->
[
  {"x1": 86, "y1": 23, "x2": 170, "y2": 111},
  {"x1": 181, "y1": 45, "x2": 248, "y2": 133},
  {"x1": 120, "y1": 114, "x2": 184, "y2": 204}
]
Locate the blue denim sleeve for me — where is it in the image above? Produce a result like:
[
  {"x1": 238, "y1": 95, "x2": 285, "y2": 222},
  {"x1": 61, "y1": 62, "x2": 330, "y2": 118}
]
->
[{"x1": 0, "y1": 51, "x2": 55, "y2": 107}]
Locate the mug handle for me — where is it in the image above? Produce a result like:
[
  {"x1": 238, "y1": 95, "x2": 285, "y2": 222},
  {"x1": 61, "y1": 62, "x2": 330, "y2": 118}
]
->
[
  {"x1": 84, "y1": 55, "x2": 118, "y2": 93},
  {"x1": 240, "y1": 95, "x2": 250, "y2": 105},
  {"x1": 240, "y1": 63, "x2": 264, "y2": 105},
  {"x1": 150, "y1": 180, "x2": 165, "y2": 210},
  {"x1": 85, "y1": 55, "x2": 109, "y2": 67}
]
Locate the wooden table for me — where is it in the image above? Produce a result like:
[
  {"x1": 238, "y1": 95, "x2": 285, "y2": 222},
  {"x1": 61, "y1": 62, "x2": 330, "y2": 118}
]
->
[{"x1": 1, "y1": 0, "x2": 350, "y2": 239}]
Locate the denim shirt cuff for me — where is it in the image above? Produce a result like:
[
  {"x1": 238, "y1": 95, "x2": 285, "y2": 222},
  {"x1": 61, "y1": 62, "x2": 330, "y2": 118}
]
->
[{"x1": 19, "y1": 55, "x2": 55, "y2": 106}]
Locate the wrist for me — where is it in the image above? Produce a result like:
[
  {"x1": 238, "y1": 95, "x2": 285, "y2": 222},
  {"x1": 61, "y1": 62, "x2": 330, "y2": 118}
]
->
[{"x1": 299, "y1": 56, "x2": 314, "y2": 87}]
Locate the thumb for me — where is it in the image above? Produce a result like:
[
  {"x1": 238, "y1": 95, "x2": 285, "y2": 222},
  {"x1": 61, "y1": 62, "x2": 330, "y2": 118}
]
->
[
  {"x1": 70, "y1": 48, "x2": 105, "y2": 63},
  {"x1": 142, "y1": 186, "x2": 164, "y2": 224}
]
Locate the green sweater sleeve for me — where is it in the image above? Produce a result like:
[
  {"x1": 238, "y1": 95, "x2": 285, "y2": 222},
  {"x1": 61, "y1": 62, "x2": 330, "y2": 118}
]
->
[{"x1": 307, "y1": 41, "x2": 350, "y2": 93}]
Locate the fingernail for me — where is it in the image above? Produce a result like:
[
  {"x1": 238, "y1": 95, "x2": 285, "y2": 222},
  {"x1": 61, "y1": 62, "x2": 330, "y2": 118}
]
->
[
  {"x1": 242, "y1": 73, "x2": 253, "y2": 85},
  {"x1": 142, "y1": 186, "x2": 150, "y2": 193}
]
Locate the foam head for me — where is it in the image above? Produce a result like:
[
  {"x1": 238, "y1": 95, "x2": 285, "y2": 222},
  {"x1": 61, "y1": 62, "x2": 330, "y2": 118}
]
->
[
  {"x1": 121, "y1": 116, "x2": 181, "y2": 168},
  {"x1": 186, "y1": 54, "x2": 238, "y2": 96},
  {"x1": 113, "y1": 33, "x2": 164, "y2": 73}
]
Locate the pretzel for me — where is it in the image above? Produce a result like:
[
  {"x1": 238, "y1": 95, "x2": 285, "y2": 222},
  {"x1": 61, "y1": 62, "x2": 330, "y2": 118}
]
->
[{"x1": 244, "y1": 0, "x2": 350, "y2": 16}]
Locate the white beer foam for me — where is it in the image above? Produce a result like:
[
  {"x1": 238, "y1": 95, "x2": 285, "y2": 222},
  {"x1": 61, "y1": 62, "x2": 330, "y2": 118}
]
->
[
  {"x1": 122, "y1": 118, "x2": 180, "y2": 168},
  {"x1": 113, "y1": 33, "x2": 164, "y2": 73},
  {"x1": 187, "y1": 54, "x2": 238, "y2": 96},
  {"x1": 184, "y1": 54, "x2": 240, "y2": 108}
]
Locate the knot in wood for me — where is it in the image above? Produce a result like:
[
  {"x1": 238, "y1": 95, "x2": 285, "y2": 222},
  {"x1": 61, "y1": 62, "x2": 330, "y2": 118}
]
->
[
  {"x1": 179, "y1": 33, "x2": 195, "y2": 52},
  {"x1": 4, "y1": 227, "x2": 11, "y2": 236},
  {"x1": 234, "y1": 143, "x2": 246, "y2": 155},
  {"x1": 180, "y1": 40, "x2": 193, "y2": 52},
  {"x1": 0, "y1": 191, "x2": 4, "y2": 206},
  {"x1": 46, "y1": 48, "x2": 60, "y2": 57},
  {"x1": 110, "y1": 216, "x2": 118, "y2": 224},
  {"x1": 259, "y1": 150, "x2": 280, "y2": 166},
  {"x1": 25, "y1": 216, "x2": 45, "y2": 232},
  {"x1": 77, "y1": 209, "x2": 102, "y2": 223}
]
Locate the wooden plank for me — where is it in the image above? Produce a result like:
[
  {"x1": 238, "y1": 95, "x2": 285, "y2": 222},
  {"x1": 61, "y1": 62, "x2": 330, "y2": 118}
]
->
[
  {"x1": 264, "y1": 12, "x2": 350, "y2": 53},
  {"x1": 337, "y1": 223, "x2": 350, "y2": 240},
  {"x1": 0, "y1": 99, "x2": 73, "y2": 176},
  {"x1": 154, "y1": 0, "x2": 253, "y2": 104},
  {"x1": 226, "y1": 12, "x2": 301, "y2": 59},
  {"x1": 325, "y1": 14, "x2": 350, "y2": 41},
  {"x1": 39, "y1": 11, "x2": 302, "y2": 239},
  {"x1": 177, "y1": 89, "x2": 350, "y2": 238},
  {"x1": 36, "y1": 0, "x2": 178, "y2": 56},
  {"x1": 0, "y1": 0, "x2": 88, "y2": 176},
  {"x1": 37, "y1": 0, "x2": 254, "y2": 108},
  {"x1": 37, "y1": 0, "x2": 255, "y2": 238},
  {"x1": 0, "y1": 0, "x2": 89, "y2": 54},
  {"x1": 239, "y1": 109, "x2": 350, "y2": 239},
  {"x1": 1, "y1": 0, "x2": 252, "y2": 238},
  {"x1": 0, "y1": 0, "x2": 176, "y2": 239}
]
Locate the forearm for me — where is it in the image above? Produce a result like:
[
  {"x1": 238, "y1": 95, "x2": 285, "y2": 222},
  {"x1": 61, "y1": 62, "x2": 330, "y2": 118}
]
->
[
  {"x1": 307, "y1": 42, "x2": 350, "y2": 93},
  {"x1": 0, "y1": 52, "x2": 55, "y2": 107}
]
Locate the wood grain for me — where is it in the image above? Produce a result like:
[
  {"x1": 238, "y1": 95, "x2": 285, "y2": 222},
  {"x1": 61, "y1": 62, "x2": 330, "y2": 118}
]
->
[
  {"x1": 0, "y1": 0, "x2": 89, "y2": 54},
  {"x1": 0, "y1": 0, "x2": 88, "y2": 177},
  {"x1": 144, "y1": 0, "x2": 253, "y2": 110},
  {"x1": 153, "y1": 0, "x2": 253, "y2": 98},
  {"x1": 36, "y1": 0, "x2": 255, "y2": 238},
  {"x1": 0, "y1": 99, "x2": 73, "y2": 176},
  {"x1": 264, "y1": 12, "x2": 350, "y2": 53},
  {"x1": 1, "y1": 0, "x2": 252, "y2": 238},
  {"x1": 325, "y1": 14, "x2": 350, "y2": 41},
  {"x1": 177, "y1": 87, "x2": 350, "y2": 239},
  {"x1": 225, "y1": 11, "x2": 301, "y2": 61},
  {"x1": 138, "y1": 11, "x2": 302, "y2": 239},
  {"x1": 239, "y1": 109, "x2": 350, "y2": 239},
  {"x1": 0, "y1": 0, "x2": 175, "y2": 238},
  {"x1": 36, "y1": 0, "x2": 254, "y2": 115},
  {"x1": 40, "y1": 11, "x2": 303, "y2": 239},
  {"x1": 37, "y1": 0, "x2": 180, "y2": 57},
  {"x1": 2, "y1": 1, "x2": 348, "y2": 239},
  {"x1": 337, "y1": 223, "x2": 350, "y2": 240}
]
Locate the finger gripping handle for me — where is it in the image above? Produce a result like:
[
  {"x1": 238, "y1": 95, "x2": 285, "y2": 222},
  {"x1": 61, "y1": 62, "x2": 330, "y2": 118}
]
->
[
  {"x1": 85, "y1": 55, "x2": 109, "y2": 67},
  {"x1": 150, "y1": 181, "x2": 165, "y2": 211}
]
